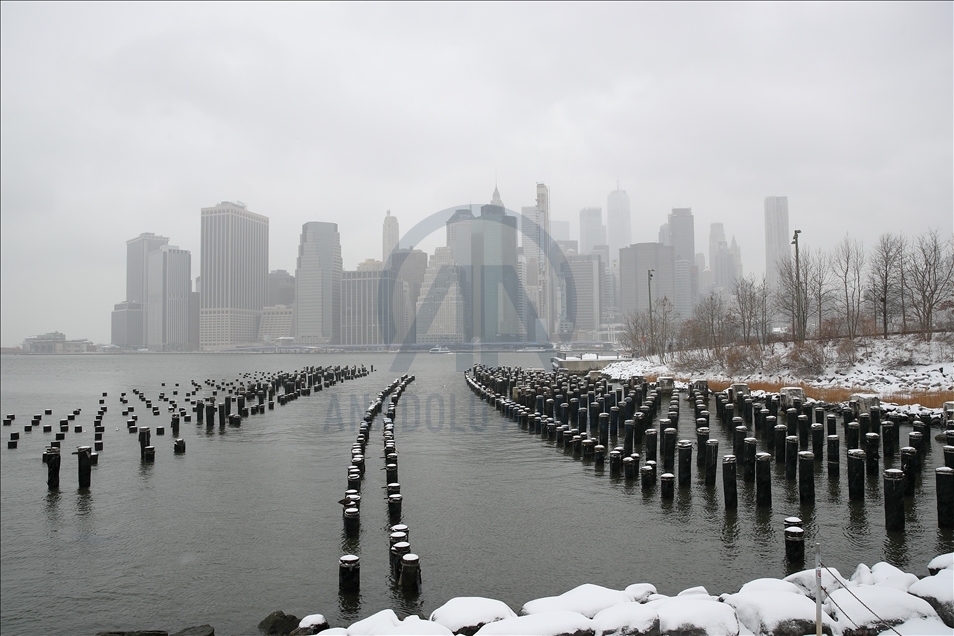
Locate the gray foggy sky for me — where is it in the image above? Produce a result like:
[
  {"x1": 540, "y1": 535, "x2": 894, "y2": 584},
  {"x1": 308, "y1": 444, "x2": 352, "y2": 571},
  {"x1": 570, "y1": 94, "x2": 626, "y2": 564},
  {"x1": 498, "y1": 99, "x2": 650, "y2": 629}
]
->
[{"x1": 1, "y1": 2, "x2": 951, "y2": 347}]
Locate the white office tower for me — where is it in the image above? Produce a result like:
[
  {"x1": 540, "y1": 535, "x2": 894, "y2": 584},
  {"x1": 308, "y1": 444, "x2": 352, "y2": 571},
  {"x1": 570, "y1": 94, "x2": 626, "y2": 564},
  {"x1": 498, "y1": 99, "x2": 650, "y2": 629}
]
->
[
  {"x1": 709, "y1": 223, "x2": 726, "y2": 286},
  {"x1": 668, "y1": 208, "x2": 696, "y2": 316},
  {"x1": 146, "y1": 245, "x2": 193, "y2": 351},
  {"x1": 607, "y1": 187, "x2": 631, "y2": 268},
  {"x1": 199, "y1": 201, "x2": 269, "y2": 348},
  {"x1": 415, "y1": 247, "x2": 465, "y2": 344},
  {"x1": 294, "y1": 221, "x2": 342, "y2": 345},
  {"x1": 764, "y1": 196, "x2": 790, "y2": 290},
  {"x1": 382, "y1": 211, "x2": 400, "y2": 265}
]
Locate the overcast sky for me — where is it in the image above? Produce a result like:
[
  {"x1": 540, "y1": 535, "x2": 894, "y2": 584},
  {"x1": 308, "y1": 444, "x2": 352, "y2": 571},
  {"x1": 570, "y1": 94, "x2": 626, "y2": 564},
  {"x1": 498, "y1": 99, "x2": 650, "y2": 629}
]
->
[{"x1": 1, "y1": 2, "x2": 951, "y2": 347}]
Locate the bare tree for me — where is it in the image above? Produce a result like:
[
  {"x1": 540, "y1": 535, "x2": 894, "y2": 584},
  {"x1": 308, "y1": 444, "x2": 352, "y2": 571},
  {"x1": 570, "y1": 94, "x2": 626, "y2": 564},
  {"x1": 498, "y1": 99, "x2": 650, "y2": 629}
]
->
[
  {"x1": 620, "y1": 309, "x2": 650, "y2": 357},
  {"x1": 831, "y1": 236, "x2": 866, "y2": 340},
  {"x1": 652, "y1": 296, "x2": 679, "y2": 363},
  {"x1": 865, "y1": 233, "x2": 903, "y2": 339},
  {"x1": 905, "y1": 228, "x2": 954, "y2": 340},
  {"x1": 732, "y1": 274, "x2": 759, "y2": 345},
  {"x1": 693, "y1": 290, "x2": 729, "y2": 358},
  {"x1": 774, "y1": 256, "x2": 809, "y2": 342},
  {"x1": 802, "y1": 247, "x2": 834, "y2": 339},
  {"x1": 753, "y1": 275, "x2": 772, "y2": 346}
]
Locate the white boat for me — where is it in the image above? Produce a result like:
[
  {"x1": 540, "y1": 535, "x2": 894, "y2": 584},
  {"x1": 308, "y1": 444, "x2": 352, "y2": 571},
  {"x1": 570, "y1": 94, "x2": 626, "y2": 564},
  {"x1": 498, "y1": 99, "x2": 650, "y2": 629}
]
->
[{"x1": 429, "y1": 346, "x2": 451, "y2": 354}]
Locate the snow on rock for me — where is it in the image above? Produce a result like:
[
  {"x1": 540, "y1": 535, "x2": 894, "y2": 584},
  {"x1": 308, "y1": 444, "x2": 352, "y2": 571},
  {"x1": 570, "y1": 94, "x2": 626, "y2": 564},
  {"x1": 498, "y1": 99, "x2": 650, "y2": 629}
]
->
[
  {"x1": 379, "y1": 616, "x2": 453, "y2": 635},
  {"x1": 907, "y1": 568, "x2": 954, "y2": 627},
  {"x1": 676, "y1": 585, "x2": 710, "y2": 597},
  {"x1": 346, "y1": 609, "x2": 401, "y2": 635},
  {"x1": 928, "y1": 552, "x2": 954, "y2": 575},
  {"x1": 623, "y1": 584, "x2": 657, "y2": 603},
  {"x1": 590, "y1": 602, "x2": 659, "y2": 636},
  {"x1": 656, "y1": 597, "x2": 739, "y2": 636},
  {"x1": 784, "y1": 566, "x2": 851, "y2": 600},
  {"x1": 738, "y1": 578, "x2": 804, "y2": 595},
  {"x1": 522, "y1": 584, "x2": 633, "y2": 618},
  {"x1": 874, "y1": 616, "x2": 953, "y2": 635},
  {"x1": 300, "y1": 614, "x2": 329, "y2": 628},
  {"x1": 429, "y1": 597, "x2": 517, "y2": 636},
  {"x1": 827, "y1": 585, "x2": 939, "y2": 635},
  {"x1": 473, "y1": 610, "x2": 594, "y2": 636},
  {"x1": 851, "y1": 564, "x2": 875, "y2": 585},
  {"x1": 870, "y1": 562, "x2": 907, "y2": 584},
  {"x1": 723, "y1": 590, "x2": 834, "y2": 636}
]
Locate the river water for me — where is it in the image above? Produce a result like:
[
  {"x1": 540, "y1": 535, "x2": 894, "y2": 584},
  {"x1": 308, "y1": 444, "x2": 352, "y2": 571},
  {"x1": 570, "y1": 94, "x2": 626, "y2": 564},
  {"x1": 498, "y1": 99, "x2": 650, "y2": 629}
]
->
[{"x1": 1, "y1": 352, "x2": 951, "y2": 635}]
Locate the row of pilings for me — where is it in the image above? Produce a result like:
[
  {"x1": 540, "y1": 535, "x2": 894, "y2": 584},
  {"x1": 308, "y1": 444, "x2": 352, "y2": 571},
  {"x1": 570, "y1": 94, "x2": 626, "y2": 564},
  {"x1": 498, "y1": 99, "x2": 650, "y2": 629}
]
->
[
  {"x1": 464, "y1": 365, "x2": 954, "y2": 563},
  {"x1": 5, "y1": 364, "x2": 371, "y2": 491},
  {"x1": 339, "y1": 374, "x2": 421, "y2": 596}
]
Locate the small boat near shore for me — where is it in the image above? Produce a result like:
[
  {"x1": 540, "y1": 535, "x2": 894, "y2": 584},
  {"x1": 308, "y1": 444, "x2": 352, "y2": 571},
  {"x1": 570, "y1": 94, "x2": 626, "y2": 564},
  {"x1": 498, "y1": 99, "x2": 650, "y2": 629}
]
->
[{"x1": 429, "y1": 346, "x2": 451, "y2": 354}]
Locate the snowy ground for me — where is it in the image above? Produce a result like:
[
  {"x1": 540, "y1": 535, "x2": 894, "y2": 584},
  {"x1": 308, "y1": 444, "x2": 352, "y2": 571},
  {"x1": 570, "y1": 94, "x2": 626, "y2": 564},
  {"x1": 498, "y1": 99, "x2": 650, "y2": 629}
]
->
[{"x1": 603, "y1": 334, "x2": 953, "y2": 411}]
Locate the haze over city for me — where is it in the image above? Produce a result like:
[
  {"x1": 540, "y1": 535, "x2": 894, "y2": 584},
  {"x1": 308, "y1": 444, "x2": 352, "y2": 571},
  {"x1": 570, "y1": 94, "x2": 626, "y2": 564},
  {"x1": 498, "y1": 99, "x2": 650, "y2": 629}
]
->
[{"x1": 1, "y1": 2, "x2": 951, "y2": 347}]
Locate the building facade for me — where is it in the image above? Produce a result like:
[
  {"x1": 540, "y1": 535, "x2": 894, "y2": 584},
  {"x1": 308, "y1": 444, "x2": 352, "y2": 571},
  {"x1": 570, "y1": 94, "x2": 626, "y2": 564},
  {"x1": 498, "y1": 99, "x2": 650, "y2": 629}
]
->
[
  {"x1": 340, "y1": 269, "x2": 400, "y2": 346},
  {"x1": 764, "y1": 196, "x2": 790, "y2": 291},
  {"x1": 199, "y1": 201, "x2": 269, "y2": 348},
  {"x1": 147, "y1": 245, "x2": 194, "y2": 351},
  {"x1": 607, "y1": 187, "x2": 631, "y2": 267},
  {"x1": 294, "y1": 221, "x2": 342, "y2": 345},
  {"x1": 382, "y1": 211, "x2": 400, "y2": 265},
  {"x1": 619, "y1": 242, "x2": 676, "y2": 316},
  {"x1": 415, "y1": 247, "x2": 465, "y2": 344},
  {"x1": 579, "y1": 207, "x2": 604, "y2": 256}
]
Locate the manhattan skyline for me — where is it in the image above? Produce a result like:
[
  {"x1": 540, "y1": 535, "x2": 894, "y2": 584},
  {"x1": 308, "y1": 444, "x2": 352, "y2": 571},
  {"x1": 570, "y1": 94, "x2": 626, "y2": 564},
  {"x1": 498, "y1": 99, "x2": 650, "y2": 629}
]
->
[{"x1": 2, "y1": 3, "x2": 951, "y2": 346}]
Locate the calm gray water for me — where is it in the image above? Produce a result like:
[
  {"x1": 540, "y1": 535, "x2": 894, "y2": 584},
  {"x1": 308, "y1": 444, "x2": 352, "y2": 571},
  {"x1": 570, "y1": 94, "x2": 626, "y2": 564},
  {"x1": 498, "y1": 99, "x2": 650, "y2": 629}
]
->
[{"x1": 1, "y1": 352, "x2": 951, "y2": 636}]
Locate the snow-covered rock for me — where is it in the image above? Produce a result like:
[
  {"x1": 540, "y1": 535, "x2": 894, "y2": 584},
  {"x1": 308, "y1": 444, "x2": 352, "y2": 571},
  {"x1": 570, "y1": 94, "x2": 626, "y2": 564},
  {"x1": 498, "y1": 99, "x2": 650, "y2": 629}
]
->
[
  {"x1": 473, "y1": 610, "x2": 594, "y2": 636},
  {"x1": 590, "y1": 602, "x2": 659, "y2": 636},
  {"x1": 346, "y1": 609, "x2": 400, "y2": 635},
  {"x1": 656, "y1": 597, "x2": 739, "y2": 636},
  {"x1": 293, "y1": 613, "x2": 330, "y2": 635},
  {"x1": 676, "y1": 585, "x2": 710, "y2": 597},
  {"x1": 429, "y1": 597, "x2": 517, "y2": 635},
  {"x1": 851, "y1": 564, "x2": 875, "y2": 585},
  {"x1": 827, "y1": 585, "x2": 939, "y2": 635},
  {"x1": 874, "y1": 615, "x2": 953, "y2": 635},
  {"x1": 522, "y1": 584, "x2": 633, "y2": 618},
  {"x1": 723, "y1": 590, "x2": 834, "y2": 636},
  {"x1": 379, "y1": 615, "x2": 453, "y2": 635},
  {"x1": 623, "y1": 584, "x2": 657, "y2": 603},
  {"x1": 907, "y1": 568, "x2": 954, "y2": 627},
  {"x1": 928, "y1": 552, "x2": 954, "y2": 575},
  {"x1": 784, "y1": 566, "x2": 852, "y2": 600},
  {"x1": 738, "y1": 578, "x2": 804, "y2": 595}
]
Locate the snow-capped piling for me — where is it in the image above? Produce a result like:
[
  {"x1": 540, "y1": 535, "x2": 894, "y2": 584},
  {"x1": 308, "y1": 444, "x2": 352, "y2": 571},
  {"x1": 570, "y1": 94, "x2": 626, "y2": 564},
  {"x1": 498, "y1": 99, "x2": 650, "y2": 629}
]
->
[
  {"x1": 937, "y1": 467, "x2": 954, "y2": 527},
  {"x1": 138, "y1": 426, "x2": 150, "y2": 460},
  {"x1": 677, "y1": 440, "x2": 692, "y2": 486},
  {"x1": 756, "y1": 452, "x2": 772, "y2": 507},
  {"x1": 785, "y1": 435, "x2": 798, "y2": 480},
  {"x1": 74, "y1": 445, "x2": 92, "y2": 488},
  {"x1": 798, "y1": 451, "x2": 815, "y2": 503},
  {"x1": 723, "y1": 455, "x2": 737, "y2": 508},
  {"x1": 343, "y1": 507, "x2": 359, "y2": 537},
  {"x1": 848, "y1": 449, "x2": 866, "y2": 500},
  {"x1": 645, "y1": 429, "x2": 657, "y2": 462},
  {"x1": 828, "y1": 435, "x2": 840, "y2": 477},
  {"x1": 945, "y1": 445, "x2": 954, "y2": 469},
  {"x1": 661, "y1": 473, "x2": 675, "y2": 499},
  {"x1": 865, "y1": 433, "x2": 880, "y2": 475},
  {"x1": 662, "y1": 427, "x2": 676, "y2": 471},
  {"x1": 785, "y1": 524, "x2": 805, "y2": 563},
  {"x1": 901, "y1": 447, "x2": 918, "y2": 495},
  {"x1": 743, "y1": 437, "x2": 757, "y2": 482},
  {"x1": 705, "y1": 439, "x2": 719, "y2": 485},
  {"x1": 811, "y1": 423, "x2": 824, "y2": 458},
  {"x1": 398, "y1": 553, "x2": 421, "y2": 590},
  {"x1": 339, "y1": 555, "x2": 359, "y2": 592},
  {"x1": 884, "y1": 469, "x2": 905, "y2": 530},
  {"x1": 774, "y1": 424, "x2": 787, "y2": 462},
  {"x1": 47, "y1": 447, "x2": 60, "y2": 489},
  {"x1": 174, "y1": 438, "x2": 185, "y2": 454}
]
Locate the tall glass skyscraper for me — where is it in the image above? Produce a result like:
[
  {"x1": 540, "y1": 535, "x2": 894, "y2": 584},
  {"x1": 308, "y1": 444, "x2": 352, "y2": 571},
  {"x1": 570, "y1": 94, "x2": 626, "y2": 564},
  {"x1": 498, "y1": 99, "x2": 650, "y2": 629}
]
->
[
  {"x1": 294, "y1": 221, "x2": 341, "y2": 345},
  {"x1": 764, "y1": 196, "x2": 790, "y2": 290}
]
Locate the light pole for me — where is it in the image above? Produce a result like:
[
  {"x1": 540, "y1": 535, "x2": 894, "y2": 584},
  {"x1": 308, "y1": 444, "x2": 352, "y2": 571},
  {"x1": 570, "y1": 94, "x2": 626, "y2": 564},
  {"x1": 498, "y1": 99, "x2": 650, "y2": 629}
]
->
[
  {"x1": 792, "y1": 229, "x2": 802, "y2": 343},
  {"x1": 647, "y1": 269, "x2": 655, "y2": 355}
]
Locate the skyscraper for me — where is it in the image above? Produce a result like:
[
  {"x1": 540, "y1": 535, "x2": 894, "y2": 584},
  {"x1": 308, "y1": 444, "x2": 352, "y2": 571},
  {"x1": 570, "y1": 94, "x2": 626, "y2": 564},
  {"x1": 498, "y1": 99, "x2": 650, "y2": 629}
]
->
[
  {"x1": 123, "y1": 232, "x2": 169, "y2": 345},
  {"x1": 340, "y1": 269, "x2": 399, "y2": 346},
  {"x1": 619, "y1": 243, "x2": 675, "y2": 316},
  {"x1": 294, "y1": 221, "x2": 342, "y2": 345},
  {"x1": 764, "y1": 196, "x2": 790, "y2": 290},
  {"x1": 668, "y1": 208, "x2": 697, "y2": 316},
  {"x1": 472, "y1": 187, "x2": 520, "y2": 343},
  {"x1": 267, "y1": 270, "x2": 296, "y2": 307},
  {"x1": 563, "y1": 254, "x2": 602, "y2": 340},
  {"x1": 523, "y1": 182, "x2": 551, "y2": 341},
  {"x1": 200, "y1": 201, "x2": 269, "y2": 348},
  {"x1": 382, "y1": 211, "x2": 400, "y2": 265},
  {"x1": 146, "y1": 245, "x2": 194, "y2": 351},
  {"x1": 607, "y1": 187, "x2": 631, "y2": 267},
  {"x1": 446, "y1": 207, "x2": 475, "y2": 341},
  {"x1": 415, "y1": 246, "x2": 464, "y2": 344},
  {"x1": 387, "y1": 247, "x2": 428, "y2": 344},
  {"x1": 709, "y1": 222, "x2": 726, "y2": 285},
  {"x1": 579, "y1": 207, "x2": 604, "y2": 256}
]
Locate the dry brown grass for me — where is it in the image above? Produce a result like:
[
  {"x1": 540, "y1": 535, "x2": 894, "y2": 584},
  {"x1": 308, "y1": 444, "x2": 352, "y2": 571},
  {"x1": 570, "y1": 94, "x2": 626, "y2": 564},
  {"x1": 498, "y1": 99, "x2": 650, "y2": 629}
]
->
[{"x1": 655, "y1": 377, "x2": 953, "y2": 408}]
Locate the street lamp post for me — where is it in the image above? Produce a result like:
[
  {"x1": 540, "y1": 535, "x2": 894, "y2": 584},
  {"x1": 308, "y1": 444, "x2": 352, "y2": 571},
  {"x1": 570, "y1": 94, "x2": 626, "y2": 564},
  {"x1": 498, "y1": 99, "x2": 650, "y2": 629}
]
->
[
  {"x1": 647, "y1": 269, "x2": 655, "y2": 355},
  {"x1": 792, "y1": 229, "x2": 802, "y2": 343}
]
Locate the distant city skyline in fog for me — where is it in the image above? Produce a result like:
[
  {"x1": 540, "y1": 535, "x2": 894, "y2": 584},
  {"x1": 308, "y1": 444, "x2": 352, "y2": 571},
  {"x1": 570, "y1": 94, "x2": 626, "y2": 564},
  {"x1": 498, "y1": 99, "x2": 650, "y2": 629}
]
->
[{"x1": 2, "y1": 2, "x2": 951, "y2": 346}]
